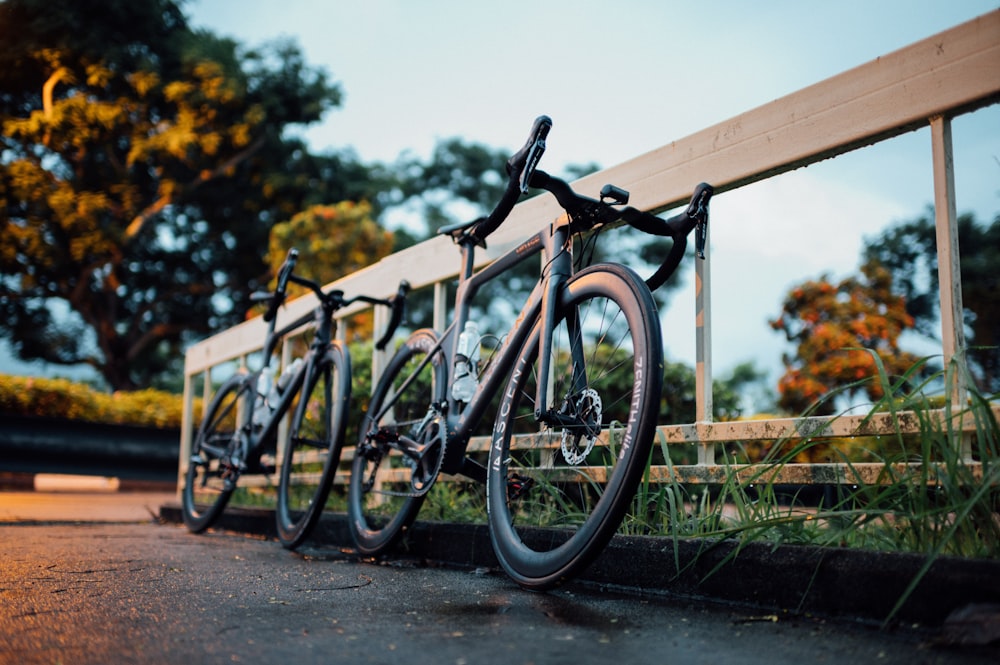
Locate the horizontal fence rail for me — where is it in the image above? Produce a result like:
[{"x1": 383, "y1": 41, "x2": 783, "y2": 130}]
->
[{"x1": 179, "y1": 12, "x2": 999, "y2": 497}]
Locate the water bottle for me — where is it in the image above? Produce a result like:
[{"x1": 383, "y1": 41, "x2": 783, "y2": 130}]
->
[
  {"x1": 452, "y1": 320, "x2": 481, "y2": 403},
  {"x1": 276, "y1": 357, "x2": 303, "y2": 393},
  {"x1": 252, "y1": 367, "x2": 275, "y2": 429}
]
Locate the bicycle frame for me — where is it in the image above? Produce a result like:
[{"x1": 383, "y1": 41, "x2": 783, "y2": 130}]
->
[
  {"x1": 374, "y1": 213, "x2": 584, "y2": 479},
  {"x1": 217, "y1": 262, "x2": 405, "y2": 471},
  {"x1": 228, "y1": 305, "x2": 331, "y2": 466}
]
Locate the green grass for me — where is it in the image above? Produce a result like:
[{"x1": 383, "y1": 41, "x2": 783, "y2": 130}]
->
[
  {"x1": 620, "y1": 354, "x2": 997, "y2": 624},
  {"x1": 622, "y1": 355, "x2": 998, "y2": 560}
]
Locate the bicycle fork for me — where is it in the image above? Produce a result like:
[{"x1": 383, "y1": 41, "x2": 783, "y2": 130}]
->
[{"x1": 530, "y1": 221, "x2": 589, "y2": 432}]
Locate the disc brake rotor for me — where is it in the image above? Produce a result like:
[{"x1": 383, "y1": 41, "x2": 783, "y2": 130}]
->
[{"x1": 561, "y1": 388, "x2": 602, "y2": 465}]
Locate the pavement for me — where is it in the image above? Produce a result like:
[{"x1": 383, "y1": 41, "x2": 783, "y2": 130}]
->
[{"x1": 1, "y1": 489, "x2": 998, "y2": 664}]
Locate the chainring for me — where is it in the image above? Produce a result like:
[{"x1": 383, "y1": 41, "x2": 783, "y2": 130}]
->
[{"x1": 362, "y1": 411, "x2": 446, "y2": 499}]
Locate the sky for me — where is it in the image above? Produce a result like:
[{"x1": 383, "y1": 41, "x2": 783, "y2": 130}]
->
[{"x1": 5, "y1": 1, "x2": 998, "y2": 401}]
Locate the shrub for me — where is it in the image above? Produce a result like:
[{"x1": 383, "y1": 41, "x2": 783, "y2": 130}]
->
[{"x1": 0, "y1": 374, "x2": 201, "y2": 428}]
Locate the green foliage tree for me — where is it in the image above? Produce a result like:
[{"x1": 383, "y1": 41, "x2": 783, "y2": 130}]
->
[
  {"x1": 266, "y1": 201, "x2": 395, "y2": 341},
  {"x1": 267, "y1": 201, "x2": 394, "y2": 292},
  {"x1": 769, "y1": 261, "x2": 919, "y2": 415},
  {"x1": 661, "y1": 360, "x2": 767, "y2": 424},
  {"x1": 862, "y1": 209, "x2": 999, "y2": 393},
  {"x1": 0, "y1": 0, "x2": 368, "y2": 390}
]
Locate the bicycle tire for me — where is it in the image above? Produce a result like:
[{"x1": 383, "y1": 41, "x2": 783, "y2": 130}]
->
[
  {"x1": 182, "y1": 373, "x2": 249, "y2": 533},
  {"x1": 276, "y1": 343, "x2": 351, "y2": 548},
  {"x1": 486, "y1": 263, "x2": 663, "y2": 590},
  {"x1": 347, "y1": 329, "x2": 447, "y2": 555}
]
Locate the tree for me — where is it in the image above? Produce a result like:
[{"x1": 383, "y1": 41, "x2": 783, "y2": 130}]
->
[
  {"x1": 769, "y1": 261, "x2": 919, "y2": 415},
  {"x1": 862, "y1": 209, "x2": 1000, "y2": 393},
  {"x1": 375, "y1": 137, "x2": 512, "y2": 243},
  {"x1": 0, "y1": 0, "x2": 360, "y2": 390},
  {"x1": 661, "y1": 360, "x2": 768, "y2": 425},
  {"x1": 266, "y1": 201, "x2": 394, "y2": 342}
]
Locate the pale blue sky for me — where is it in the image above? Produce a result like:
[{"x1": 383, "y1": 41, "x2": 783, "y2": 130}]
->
[{"x1": 188, "y1": 1, "x2": 995, "y2": 173}]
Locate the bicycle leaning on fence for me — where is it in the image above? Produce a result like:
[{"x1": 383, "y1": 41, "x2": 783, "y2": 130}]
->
[
  {"x1": 347, "y1": 115, "x2": 713, "y2": 590},
  {"x1": 182, "y1": 248, "x2": 409, "y2": 548}
]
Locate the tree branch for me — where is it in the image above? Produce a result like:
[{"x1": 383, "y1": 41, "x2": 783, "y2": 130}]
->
[
  {"x1": 41, "y1": 66, "x2": 71, "y2": 147},
  {"x1": 126, "y1": 322, "x2": 186, "y2": 363},
  {"x1": 123, "y1": 134, "x2": 269, "y2": 243},
  {"x1": 42, "y1": 67, "x2": 70, "y2": 119}
]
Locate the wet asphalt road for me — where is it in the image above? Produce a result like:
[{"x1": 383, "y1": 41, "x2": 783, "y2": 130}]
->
[{"x1": 2, "y1": 514, "x2": 996, "y2": 665}]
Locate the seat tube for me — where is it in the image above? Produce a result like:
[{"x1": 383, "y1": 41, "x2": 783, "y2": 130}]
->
[{"x1": 452, "y1": 241, "x2": 477, "y2": 346}]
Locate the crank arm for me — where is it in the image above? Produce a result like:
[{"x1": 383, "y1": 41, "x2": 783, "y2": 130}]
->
[{"x1": 368, "y1": 427, "x2": 429, "y2": 463}]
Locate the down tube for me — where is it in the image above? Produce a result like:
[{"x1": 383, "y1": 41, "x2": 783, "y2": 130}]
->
[
  {"x1": 450, "y1": 234, "x2": 549, "y2": 438},
  {"x1": 454, "y1": 281, "x2": 544, "y2": 438}
]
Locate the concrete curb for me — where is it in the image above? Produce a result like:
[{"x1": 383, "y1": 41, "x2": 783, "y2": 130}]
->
[
  {"x1": 1, "y1": 416, "x2": 178, "y2": 481},
  {"x1": 159, "y1": 502, "x2": 1000, "y2": 628}
]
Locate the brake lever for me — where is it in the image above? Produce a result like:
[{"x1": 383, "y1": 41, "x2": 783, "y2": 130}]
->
[
  {"x1": 687, "y1": 183, "x2": 713, "y2": 260},
  {"x1": 520, "y1": 134, "x2": 548, "y2": 194},
  {"x1": 695, "y1": 212, "x2": 708, "y2": 260},
  {"x1": 514, "y1": 115, "x2": 552, "y2": 194}
]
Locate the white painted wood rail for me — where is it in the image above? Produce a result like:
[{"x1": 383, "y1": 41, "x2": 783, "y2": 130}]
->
[{"x1": 178, "y1": 11, "x2": 1000, "y2": 492}]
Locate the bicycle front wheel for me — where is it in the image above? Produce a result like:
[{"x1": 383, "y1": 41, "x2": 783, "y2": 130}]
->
[
  {"x1": 347, "y1": 329, "x2": 447, "y2": 555},
  {"x1": 487, "y1": 263, "x2": 663, "y2": 590},
  {"x1": 276, "y1": 343, "x2": 351, "y2": 548},
  {"x1": 182, "y1": 373, "x2": 249, "y2": 533}
]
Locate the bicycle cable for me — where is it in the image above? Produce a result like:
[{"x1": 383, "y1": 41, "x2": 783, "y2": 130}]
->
[{"x1": 574, "y1": 223, "x2": 603, "y2": 273}]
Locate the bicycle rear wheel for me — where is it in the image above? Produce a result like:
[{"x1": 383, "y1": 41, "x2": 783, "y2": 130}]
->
[
  {"x1": 276, "y1": 343, "x2": 351, "y2": 548},
  {"x1": 182, "y1": 373, "x2": 249, "y2": 533},
  {"x1": 487, "y1": 263, "x2": 663, "y2": 590},
  {"x1": 347, "y1": 329, "x2": 447, "y2": 555}
]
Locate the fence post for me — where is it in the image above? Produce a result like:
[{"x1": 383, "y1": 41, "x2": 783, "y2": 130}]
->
[
  {"x1": 695, "y1": 223, "x2": 715, "y2": 465},
  {"x1": 930, "y1": 114, "x2": 972, "y2": 461},
  {"x1": 177, "y1": 370, "x2": 197, "y2": 499},
  {"x1": 433, "y1": 281, "x2": 448, "y2": 334}
]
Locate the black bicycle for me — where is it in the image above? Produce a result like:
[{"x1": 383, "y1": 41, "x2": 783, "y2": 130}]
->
[
  {"x1": 347, "y1": 116, "x2": 713, "y2": 590},
  {"x1": 182, "y1": 248, "x2": 409, "y2": 548}
]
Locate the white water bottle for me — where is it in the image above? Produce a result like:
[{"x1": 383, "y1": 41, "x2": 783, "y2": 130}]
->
[
  {"x1": 451, "y1": 320, "x2": 481, "y2": 403},
  {"x1": 252, "y1": 367, "x2": 275, "y2": 429},
  {"x1": 276, "y1": 357, "x2": 303, "y2": 393}
]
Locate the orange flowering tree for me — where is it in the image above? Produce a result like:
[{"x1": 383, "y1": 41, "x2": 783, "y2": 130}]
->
[
  {"x1": 769, "y1": 260, "x2": 918, "y2": 415},
  {"x1": 266, "y1": 201, "x2": 395, "y2": 342}
]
